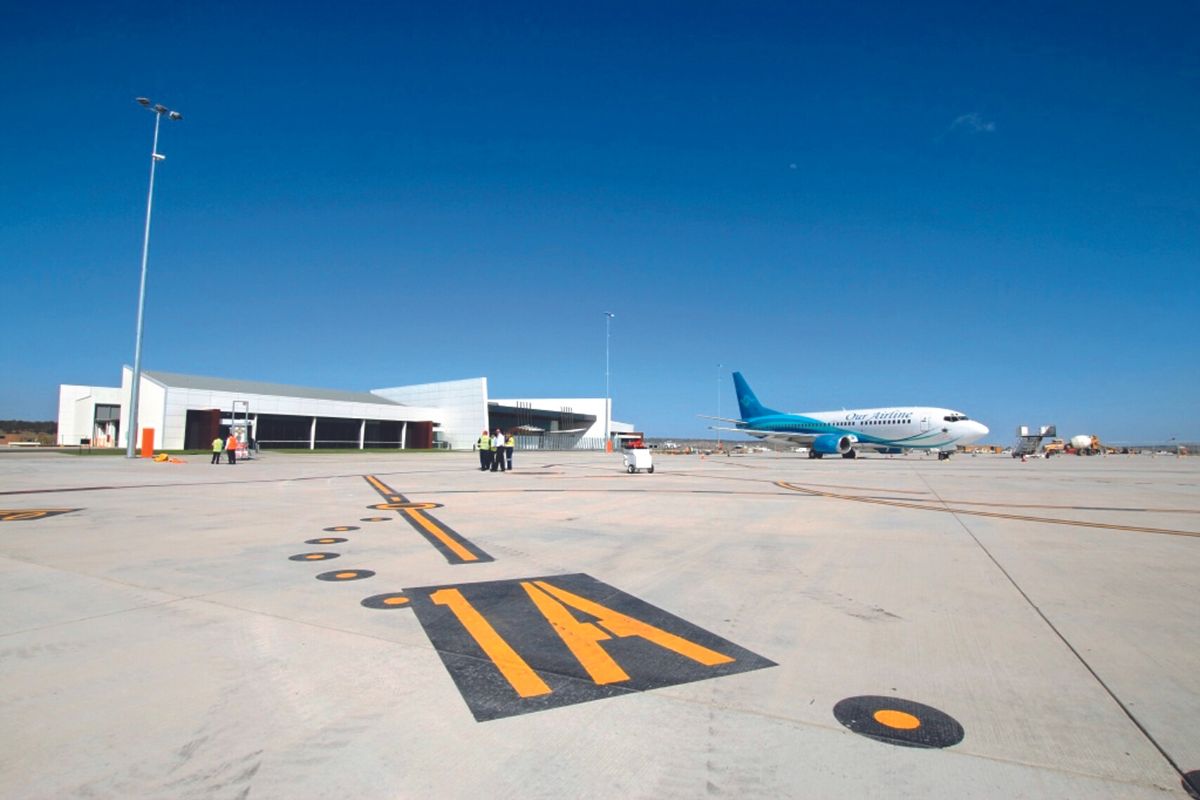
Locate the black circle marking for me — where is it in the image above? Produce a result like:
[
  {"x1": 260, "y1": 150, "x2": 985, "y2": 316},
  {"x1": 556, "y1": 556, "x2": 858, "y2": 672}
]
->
[
  {"x1": 288, "y1": 552, "x2": 340, "y2": 562},
  {"x1": 361, "y1": 592, "x2": 413, "y2": 609},
  {"x1": 305, "y1": 537, "x2": 348, "y2": 545},
  {"x1": 316, "y1": 569, "x2": 376, "y2": 582},
  {"x1": 1182, "y1": 770, "x2": 1200, "y2": 799},
  {"x1": 360, "y1": 516, "x2": 392, "y2": 522},
  {"x1": 323, "y1": 525, "x2": 360, "y2": 532},
  {"x1": 832, "y1": 696, "x2": 964, "y2": 748}
]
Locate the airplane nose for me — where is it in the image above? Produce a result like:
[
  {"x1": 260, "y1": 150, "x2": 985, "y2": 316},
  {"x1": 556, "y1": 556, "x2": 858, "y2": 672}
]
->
[{"x1": 974, "y1": 422, "x2": 989, "y2": 437}]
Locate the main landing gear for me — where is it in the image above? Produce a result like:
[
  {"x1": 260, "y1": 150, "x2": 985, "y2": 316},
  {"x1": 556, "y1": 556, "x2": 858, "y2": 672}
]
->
[{"x1": 807, "y1": 449, "x2": 857, "y2": 459}]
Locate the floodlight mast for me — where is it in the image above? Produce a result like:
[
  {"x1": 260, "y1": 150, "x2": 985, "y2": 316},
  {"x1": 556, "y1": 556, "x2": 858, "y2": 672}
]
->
[
  {"x1": 716, "y1": 363, "x2": 722, "y2": 449},
  {"x1": 604, "y1": 312, "x2": 614, "y2": 449},
  {"x1": 126, "y1": 97, "x2": 182, "y2": 457}
]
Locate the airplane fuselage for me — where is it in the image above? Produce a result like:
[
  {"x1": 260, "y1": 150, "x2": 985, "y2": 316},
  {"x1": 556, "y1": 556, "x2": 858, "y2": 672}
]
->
[
  {"x1": 741, "y1": 406, "x2": 986, "y2": 452},
  {"x1": 722, "y1": 372, "x2": 989, "y2": 459}
]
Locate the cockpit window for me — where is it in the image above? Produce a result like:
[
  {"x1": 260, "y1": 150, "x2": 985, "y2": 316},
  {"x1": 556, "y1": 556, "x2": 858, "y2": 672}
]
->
[{"x1": 943, "y1": 414, "x2": 969, "y2": 422}]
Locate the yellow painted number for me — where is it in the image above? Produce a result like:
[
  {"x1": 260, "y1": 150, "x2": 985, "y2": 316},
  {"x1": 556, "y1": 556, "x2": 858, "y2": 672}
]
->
[{"x1": 430, "y1": 588, "x2": 551, "y2": 698}]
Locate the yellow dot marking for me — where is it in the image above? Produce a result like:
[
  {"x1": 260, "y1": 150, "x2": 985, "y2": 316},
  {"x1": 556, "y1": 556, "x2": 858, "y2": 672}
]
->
[
  {"x1": 305, "y1": 554, "x2": 326, "y2": 560},
  {"x1": 335, "y1": 572, "x2": 357, "y2": 579},
  {"x1": 383, "y1": 596, "x2": 409, "y2": 606},
  {"x1": 874, "y1": 709, "x2": 921, "y2": 730}
]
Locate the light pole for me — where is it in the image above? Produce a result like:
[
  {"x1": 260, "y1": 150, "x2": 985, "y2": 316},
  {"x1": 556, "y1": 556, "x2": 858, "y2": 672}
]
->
[
  {"x1": 716, "y1": 363, "x2": 722, "y2": 450},
  {"x1": 126, "y1": 97, "x2": 182, "y2": 457},
  {"x1": 604, "y1": 312, "x2": 614, "y2": 451}
]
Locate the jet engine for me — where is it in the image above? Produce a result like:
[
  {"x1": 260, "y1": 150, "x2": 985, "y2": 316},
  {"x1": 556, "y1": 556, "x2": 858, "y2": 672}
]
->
[{"x1": 812, "y1": 433, "x2": 855, "y2": 456}]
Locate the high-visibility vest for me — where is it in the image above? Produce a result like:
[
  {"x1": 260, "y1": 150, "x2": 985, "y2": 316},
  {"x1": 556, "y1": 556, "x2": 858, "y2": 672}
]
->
[
  {"x1": 212, "y1": 438, "x2": 224, "y2": 452},
  {"x1": 478, "y1": 435, "x2": 492, "y2": 450},
  {"x1": 505, "y1": 436, "x2": 515, "y2": 448},
  {"x1": 227, "y1": 436, "x2": 238, "y2": 450}
]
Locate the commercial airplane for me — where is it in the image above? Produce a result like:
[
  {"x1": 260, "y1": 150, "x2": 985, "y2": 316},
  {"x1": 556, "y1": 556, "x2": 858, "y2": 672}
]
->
[{"x1": 707, "y1": 372, "x2": 989, "y2": 460}]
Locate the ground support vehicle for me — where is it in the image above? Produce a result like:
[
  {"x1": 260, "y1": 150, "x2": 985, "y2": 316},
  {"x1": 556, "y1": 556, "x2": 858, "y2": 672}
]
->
[{"x1": 622, "y1": 447, "x2": 654, "y2": 474}]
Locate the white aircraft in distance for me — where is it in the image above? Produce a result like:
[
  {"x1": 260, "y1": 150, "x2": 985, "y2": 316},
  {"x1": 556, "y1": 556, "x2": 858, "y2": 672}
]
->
[{"x1": 705, "y1": 372, "x2": 989, "y2": 460}]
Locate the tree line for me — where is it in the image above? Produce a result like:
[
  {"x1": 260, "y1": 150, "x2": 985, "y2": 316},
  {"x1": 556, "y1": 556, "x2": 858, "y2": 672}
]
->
[{"x1": 0, "y1": 420, "x2": 57, "y2": 434}]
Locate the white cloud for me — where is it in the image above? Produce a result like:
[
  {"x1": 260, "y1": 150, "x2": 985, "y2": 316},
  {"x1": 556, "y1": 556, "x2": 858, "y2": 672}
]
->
[{"x1": 950, "y1": 112, "x2": 996, "y2": 133}]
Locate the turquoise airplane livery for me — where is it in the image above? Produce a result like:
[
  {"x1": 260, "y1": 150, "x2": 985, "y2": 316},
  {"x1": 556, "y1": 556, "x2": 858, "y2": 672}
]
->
[{"x1": 707, "y1": 372, "x2": 989, "y2": 460}]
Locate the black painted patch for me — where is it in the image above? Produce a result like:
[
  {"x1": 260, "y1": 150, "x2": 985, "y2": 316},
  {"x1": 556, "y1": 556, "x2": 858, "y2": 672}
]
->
[
  {"x1": 833, "y1": 695, "x2": 964, "y2": 748},
  {"x1": 360, "y1": 516, "x2": 392, "y2": 522},
  {"x1": 402, "y1": 572, "x2": 775, "y2": 722},
  {"x1": 1183, "y1": 770, "x2": 1200, "y2": 799},
  {"x1": 361, "y1": 592, "x2": 412, "y2": 609},
  {"x1": 305, "y1": 537, "x2": 348, "y2": 545},
  {"x1": 0, "y1": 508, "x2": 82, "y2": 522},
  {"x1": 288, "y1": 552, "x2": 340, "y2": 562},
  {"x1": 316, "y1": 569, "x2": 375, "y2": 581},
  {"x1": 323, "y1": 525, "x2": 360, "y2": 532}
]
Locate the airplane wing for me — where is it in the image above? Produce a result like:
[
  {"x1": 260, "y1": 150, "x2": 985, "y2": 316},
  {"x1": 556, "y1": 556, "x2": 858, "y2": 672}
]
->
[
  {"x1": 708, "y1": 425, "x2": 885, "y2": 452},
  {"x1": 708, "y1": 425, "x2": 821, "y2": 446}
]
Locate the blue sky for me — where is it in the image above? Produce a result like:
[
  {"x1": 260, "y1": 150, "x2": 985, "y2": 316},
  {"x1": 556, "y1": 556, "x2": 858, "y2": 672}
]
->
[{"x1": 2, "y1": 2, "x2": 1197, "y2": 442}]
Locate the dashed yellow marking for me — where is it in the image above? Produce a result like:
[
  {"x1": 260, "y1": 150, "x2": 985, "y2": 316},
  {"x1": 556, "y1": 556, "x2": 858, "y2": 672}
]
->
[
  {"x1": 404, "y1": 509, "x2": 478, "y2": 562},
  {"x1": 0, "y1": 509, "x2": 80, "y2": 522},
  {"x1": 363, "y1": 475, "x2": 491, "y2": 564},
  {"x1": 365, "y1": 475, "x2": 397, "y2": 497}
]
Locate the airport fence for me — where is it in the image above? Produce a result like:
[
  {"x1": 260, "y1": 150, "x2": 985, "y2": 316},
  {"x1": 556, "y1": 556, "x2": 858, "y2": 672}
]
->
[
  {"x1": 514, "y1": 435, "x2": 608, "y2": 452},
  {"x1": 254, "y1": 435, "x2": 611, "y2": 452}
]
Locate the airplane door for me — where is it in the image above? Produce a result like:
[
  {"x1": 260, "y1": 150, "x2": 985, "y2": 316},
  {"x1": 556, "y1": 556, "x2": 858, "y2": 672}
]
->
[{"x1": 920, "y1": 415, "x2": 931, "y2": 432}]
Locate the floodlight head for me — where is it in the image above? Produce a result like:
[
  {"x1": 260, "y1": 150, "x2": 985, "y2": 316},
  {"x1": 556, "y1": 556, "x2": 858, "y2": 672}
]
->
[
  {"x1": 136, "y1": 97, "x2": 151, "y2": 106},
  {"x1": 168, "y1": 111, "x2": 182, "y2": 120},
  {"x1": 153, "y1": 104, "x2": 167, "y2": 114}
]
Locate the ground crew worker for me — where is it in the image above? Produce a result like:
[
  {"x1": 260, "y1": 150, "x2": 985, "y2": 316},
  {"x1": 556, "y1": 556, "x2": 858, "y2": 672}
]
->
[
  {"x1": 477, "y1": 429, "x2": 492, "y2": 471},
  {"x1": 211, "y1": 435, "x2": 224, "y2": 465},
  {"x1": 226, "y1": 432, "x2": 239, "y2": 465},
  {"x1": 504, "y1": 433, "x2": 515, "y2": 470},
  {"x1": 490, "y1": 428, "x2": 506, "y2": 472}
]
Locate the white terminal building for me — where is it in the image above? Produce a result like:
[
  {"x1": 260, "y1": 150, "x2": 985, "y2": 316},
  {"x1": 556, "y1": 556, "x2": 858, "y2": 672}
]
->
[{"x1": 57, "y1": 367, "x2": 633, "y2": 451}]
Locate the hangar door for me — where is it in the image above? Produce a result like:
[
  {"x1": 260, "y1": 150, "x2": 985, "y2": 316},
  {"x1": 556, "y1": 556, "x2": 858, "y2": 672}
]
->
[{"x1": 185, "y1": 409, "x2": 222, "y2": 450}]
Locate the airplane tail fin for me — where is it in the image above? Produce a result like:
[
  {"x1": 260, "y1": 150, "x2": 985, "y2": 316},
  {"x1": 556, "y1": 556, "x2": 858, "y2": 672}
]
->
[{"x1": 732, "y1": 372, "x2": 780, "y2": 419}]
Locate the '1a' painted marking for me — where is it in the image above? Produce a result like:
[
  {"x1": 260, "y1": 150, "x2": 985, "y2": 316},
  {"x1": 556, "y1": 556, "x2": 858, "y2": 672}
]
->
[{"x1": 405, "y1": 573, "x2": 775, "y2": 721}]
